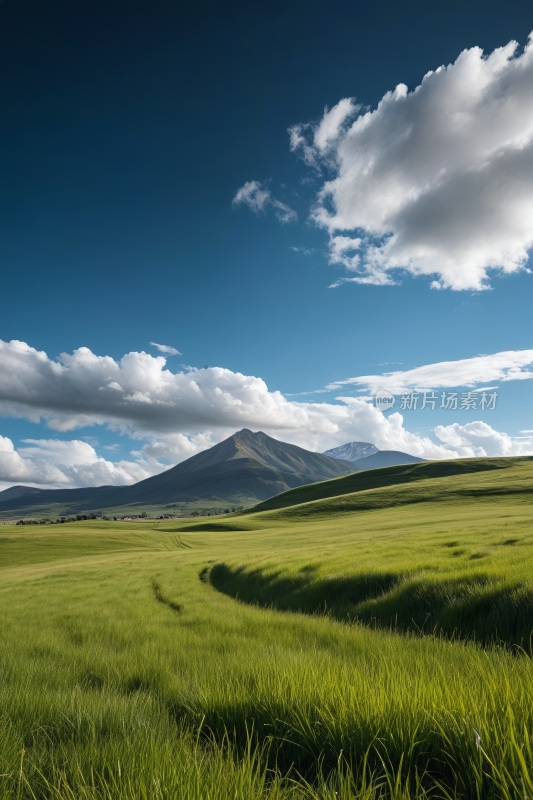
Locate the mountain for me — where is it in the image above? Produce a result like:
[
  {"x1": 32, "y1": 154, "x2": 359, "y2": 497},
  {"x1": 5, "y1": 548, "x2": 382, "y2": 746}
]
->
[
  {"x1": 323, "y1": 441, "x2": 380, "y2": 462},
  {"x1": 353, "y1": 450, "x2": 425, "y2": 470},
  {"x1": 321, "y1": 441, "x2": 425, "y2": 470},
  {"x1": 0, "y1": 485, "x2": 44, "y2": 503},
  {"x1": 0, "y1": 429, "x2": 359, "y2": 516}
]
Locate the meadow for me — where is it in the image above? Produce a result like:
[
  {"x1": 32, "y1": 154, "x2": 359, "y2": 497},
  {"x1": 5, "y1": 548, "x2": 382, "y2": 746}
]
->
[{"x1": 3, "y1": 458, "x2": 533, "y2": 798}]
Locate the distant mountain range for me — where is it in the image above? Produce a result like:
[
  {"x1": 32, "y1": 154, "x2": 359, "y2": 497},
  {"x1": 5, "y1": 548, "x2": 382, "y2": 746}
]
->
[
  {"x1": 323, "y1": 441, "x2": 425, "y2": 469},
  {"x1": 352, "y1": 450, "x2": 425, "y2": 469},
  {"x1": 0, "y1": 433, "x2": 427, "y2": 520},
  {"x1": 0, "y1": 429, "x2": 358, "y2": 517}
]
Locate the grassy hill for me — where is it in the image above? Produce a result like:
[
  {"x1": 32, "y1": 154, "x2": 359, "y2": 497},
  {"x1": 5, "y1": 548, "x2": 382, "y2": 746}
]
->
[
  {"x1": 246, "y1": 454, "x2": 528, "y2": 514},
  {"x1": 0, "y1": 429, "x2": 357, "y2": 520},
  {"x1": 207, "y1": 457, "x2": 533, "y2": 645},
  {"x1": 3, "y1": 457, "x2": 533, "y2": 797}
]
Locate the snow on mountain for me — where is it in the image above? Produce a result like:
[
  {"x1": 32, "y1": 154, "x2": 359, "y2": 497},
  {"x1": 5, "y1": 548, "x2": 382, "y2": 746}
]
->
[{"x1": 322, "y1": 441, "x2": 379, "y2": 463}]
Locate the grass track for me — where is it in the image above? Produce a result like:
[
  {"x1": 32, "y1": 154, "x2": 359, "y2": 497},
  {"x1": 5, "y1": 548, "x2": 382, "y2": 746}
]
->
[{"x1": 3, "y1": 459, "x2": 533, "y2": 797}]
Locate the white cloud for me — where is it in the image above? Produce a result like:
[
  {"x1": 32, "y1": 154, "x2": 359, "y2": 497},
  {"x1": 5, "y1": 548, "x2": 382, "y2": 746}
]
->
[
  {"x1": 1, "y1": 339, "x2": 533, "y2": 489},
  {"x1": 291, "y1": 35, "x2": 533, "y2": 290},
  {"x1": 326, "y1": 350, "x2": 533, "y2": 394},
  {"x1": 232, "y1": 180, "x2": 297, "y2": 224},
  {"x1": 19, "y1": 439, "x2": 100, "y2": 467},
  {"x1": 290, "y1": 246, "x2": 315, "y2": 255},
  {"x1": 434, "y1": 421, "x2": 533, "y2": 457},
  {"x1": 327, "y1": 235, "x2": 363, "y2": 275},
  {"x1": 0, "y1": 436, "x2": 167, "y2": 490},
  {"x1": 289, "y1": 98, "x2": 360, "y2": 167},
  {"x1": 139, "y1": 431, "x2": 217, "y2": 462},
  {"x1": 314, "y1": 98, "x2": 359, "y2": 153},
  {"x1": 0, "y1": 435, "x2": 71, "y2": 486},
  {"x1": 150, "y1": 342, "x2": 181, "y2": 356}
]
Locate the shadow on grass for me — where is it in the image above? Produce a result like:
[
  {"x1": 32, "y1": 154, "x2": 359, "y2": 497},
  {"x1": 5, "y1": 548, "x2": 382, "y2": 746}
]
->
[
  {"x1": 151, "y1": 578, "x2": 181, "y2": 612},
  {"x1": 209, "y1": 563, "x2": 533, "y2": 650},
  {"x1": 170, "y1": 522, "x2": 256, "y2": 532}
]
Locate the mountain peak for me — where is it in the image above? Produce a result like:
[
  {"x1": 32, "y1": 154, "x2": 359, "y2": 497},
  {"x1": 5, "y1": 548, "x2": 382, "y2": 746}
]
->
[
  {"x1": 323, "y1": 441, "x2": 380, "y2": 463},
  {"x1": 0, "y1": 430, "x2": 359, "y2": 515}
]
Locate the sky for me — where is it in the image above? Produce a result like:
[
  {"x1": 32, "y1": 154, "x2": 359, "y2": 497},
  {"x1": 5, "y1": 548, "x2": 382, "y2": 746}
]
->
[{"x1": 2, "y1": 0, "x2": 533, "y2": 489}]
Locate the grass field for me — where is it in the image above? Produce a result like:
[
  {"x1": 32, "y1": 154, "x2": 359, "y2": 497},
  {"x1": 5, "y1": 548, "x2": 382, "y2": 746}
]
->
[{"x1": 3, "y1": 458, "x2": 533, "y2": 798}]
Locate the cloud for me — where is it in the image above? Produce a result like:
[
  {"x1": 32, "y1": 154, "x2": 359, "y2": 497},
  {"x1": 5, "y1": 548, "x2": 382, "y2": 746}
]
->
[
  {"x1": 0, "y1": 436, "x2": 167, "y2": 490},
  {"x1": 434, "y1": 421, "x2": 533, "y2": 457},
  {"x1": 314, "y1": 98, "x2": 359, "y2": 153},
  {"x1": 291, "y1": 35, "x2": 533, "y2": 290},
  {"x1": 232, "y1": 180, "x2": 297, "y2": 224},
  {"x1": 283, "y1": 389, "x2": 332, "y2": 396},
  {"x1": 289, "y1": 98, "x2": 359, "y2": 167},
  {"x1": 138, "y1": 431, "x2": 217, "y2": 462},
  {"x1": 290, "y1": 246, "x2": 315, "y2": 255},
  {"x1": 19, "y1": 438, "x2": 102, "y2": 467},
  {"x1": 150, "y1": 342, "x2": 181, "y2": 356},
  {"x1": 326, "y1": 350, "x2": 533, "y2": 394},
  {"x1": 0, "y1": 339, "x2": 532, "y2": 491}
]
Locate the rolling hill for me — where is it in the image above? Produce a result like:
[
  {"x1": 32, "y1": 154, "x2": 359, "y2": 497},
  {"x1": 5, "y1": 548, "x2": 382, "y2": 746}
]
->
[
  {"x1": 243, "y1": 455, "x2": 526, "y2": 515},
  {"x1": 0, "y1": 429, "x2": 358, "y2": 518}
]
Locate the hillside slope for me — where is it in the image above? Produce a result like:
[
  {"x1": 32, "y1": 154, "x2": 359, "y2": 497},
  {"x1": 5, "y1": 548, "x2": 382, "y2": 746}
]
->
[
  {"x1": 0, "y1": 485, "x2": 44, "y2": 503},
  {"x1": 206, "y1": 458, "x2": 533, "y2": 648},
  {"x1": 245, "y1": 456, "x2": 530, "y2": 515}
]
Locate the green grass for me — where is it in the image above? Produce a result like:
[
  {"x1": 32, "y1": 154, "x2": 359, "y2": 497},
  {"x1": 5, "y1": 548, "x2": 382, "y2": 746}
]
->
[
  {"x1": 246, "y1": 456, "x2": 531, "y2": 514},
  {"x1": 210, "y1": 463, "x2": 533, "y2": 645},
  {"x1": 3, "y1": 459, "x2": 533, "y2": 797}
]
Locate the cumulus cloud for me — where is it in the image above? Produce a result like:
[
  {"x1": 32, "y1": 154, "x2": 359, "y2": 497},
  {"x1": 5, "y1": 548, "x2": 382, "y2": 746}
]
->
[
  {"x1": 0, "y1": 338, "x2": 532, "y2": 492},
  {"x1": 0, "y1": 436, "x2": 167, "y2": 490},
  {"x1": 289, "y1": 97, "x2": 359, "y2": 166},
  {"x1": 138, "y1": 431, "x2": 218, "y2": 462},
  {"x1": 327, "y1": 350, "x2": 533, "y2": 394},
  {"x1": 150, "y1": 342, "x2": 181, "y2": 355},
  {"x1": 291, "y1": 35, "x2": 533, "y2": 290},
  {"x1": 434, "y1": 421, "x2": 533, "y2": 457},
  {"x1": 232, "y1": 180, "x2": 297, "y2": 224}
]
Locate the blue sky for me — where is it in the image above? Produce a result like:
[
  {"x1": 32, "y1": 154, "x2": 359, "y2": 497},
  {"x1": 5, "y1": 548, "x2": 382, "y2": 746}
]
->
[{"x1": 2, "y1": 0, "x2": 533, "y2": 489}]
